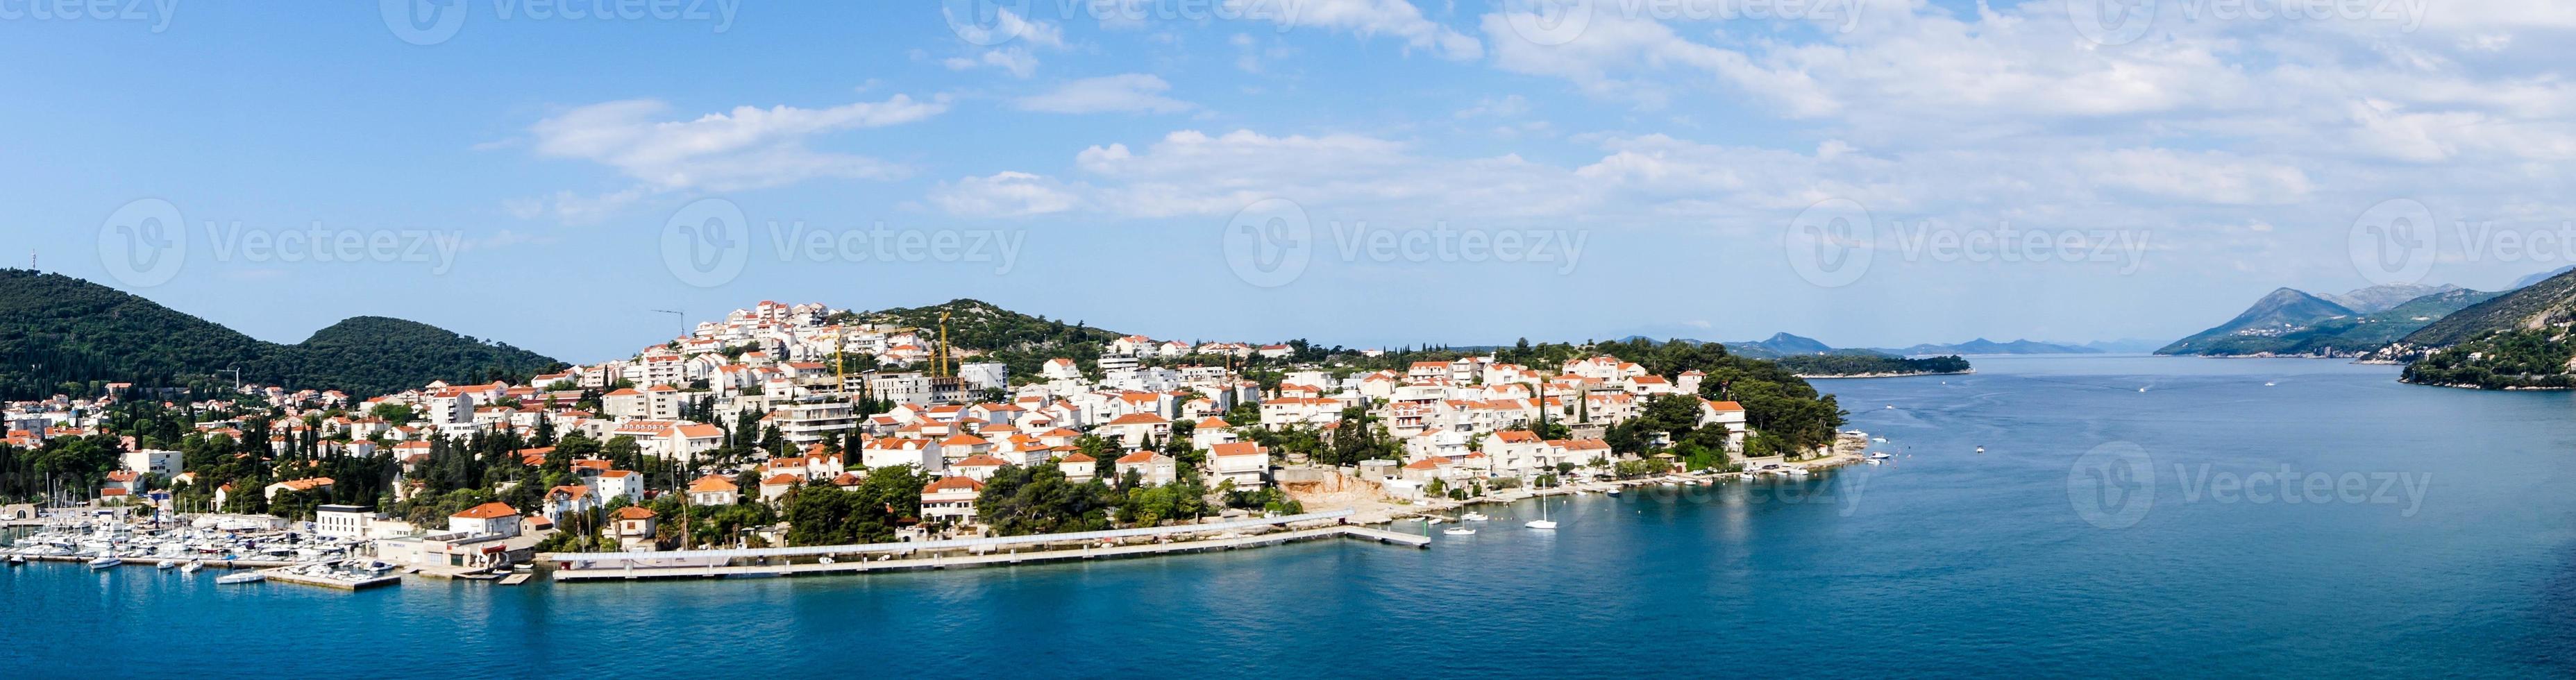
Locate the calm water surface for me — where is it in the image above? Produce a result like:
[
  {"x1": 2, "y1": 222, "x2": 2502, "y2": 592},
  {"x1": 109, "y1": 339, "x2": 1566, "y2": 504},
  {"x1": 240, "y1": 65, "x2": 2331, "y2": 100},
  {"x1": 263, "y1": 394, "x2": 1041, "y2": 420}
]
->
[{"x1": 7, "y1": 356, "x2": 2576, "y2": 678}]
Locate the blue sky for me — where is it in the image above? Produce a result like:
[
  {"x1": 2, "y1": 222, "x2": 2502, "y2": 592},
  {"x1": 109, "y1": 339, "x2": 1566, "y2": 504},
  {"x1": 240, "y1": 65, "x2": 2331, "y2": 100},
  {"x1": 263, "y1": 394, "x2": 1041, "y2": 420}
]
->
[{"x1": 7, "y1": 1, "x2": 2574, "y2": 362}]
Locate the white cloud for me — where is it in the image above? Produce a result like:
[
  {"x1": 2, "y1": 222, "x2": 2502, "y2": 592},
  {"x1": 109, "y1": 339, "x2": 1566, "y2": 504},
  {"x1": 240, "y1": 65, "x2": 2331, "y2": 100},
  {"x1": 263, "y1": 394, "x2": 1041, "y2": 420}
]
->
[
  {"x1": 944, "y1": 8, "x2": 1067, "y2": 78},
  {"x1": 1240, "y1": 0, "x2": 1483, "y2": 60},
  {"x1": 1014, "y1": 74, "x2": 1197, "y2": 114},
  {"x1": 528, "y1": 94, "x2": 948, "y2": 193},
  {"x1": 929, "y1": 171, "x2": 1085, "y2": 217}
]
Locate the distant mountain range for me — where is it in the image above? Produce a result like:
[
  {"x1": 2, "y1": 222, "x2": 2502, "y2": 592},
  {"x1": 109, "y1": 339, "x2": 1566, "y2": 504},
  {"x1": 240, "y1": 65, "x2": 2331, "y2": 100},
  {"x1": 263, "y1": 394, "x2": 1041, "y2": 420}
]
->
[
  {"x1": 1633, "y1": 332, "x2": 2103, "y2": 359},
  {"x1": 0, "y1": 269, "x2": 564, "y2": 400},
  {"x1": 2511, "y1": 265, "x2": 2576, "y2": 290},
  {"x1": 2157, "y1": 284, "x2": 2502, "y2": 357}
]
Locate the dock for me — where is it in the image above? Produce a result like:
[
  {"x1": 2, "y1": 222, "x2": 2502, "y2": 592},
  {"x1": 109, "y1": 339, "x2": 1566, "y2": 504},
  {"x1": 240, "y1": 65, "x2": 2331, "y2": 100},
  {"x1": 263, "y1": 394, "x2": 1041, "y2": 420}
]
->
[
  {"x1": 550, "y1": 509, "x2": 1429, "y2": 582},
  {"x1": 257, "y1": 566, "x2": 401, "y2": 590}
]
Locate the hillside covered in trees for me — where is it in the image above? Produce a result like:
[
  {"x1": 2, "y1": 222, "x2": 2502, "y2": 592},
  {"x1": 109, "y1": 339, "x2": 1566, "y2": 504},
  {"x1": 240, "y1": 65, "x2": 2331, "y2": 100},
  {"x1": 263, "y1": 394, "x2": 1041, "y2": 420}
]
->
[{"x1": 0, "y1": 269, "x2": 564, "y2": 399}]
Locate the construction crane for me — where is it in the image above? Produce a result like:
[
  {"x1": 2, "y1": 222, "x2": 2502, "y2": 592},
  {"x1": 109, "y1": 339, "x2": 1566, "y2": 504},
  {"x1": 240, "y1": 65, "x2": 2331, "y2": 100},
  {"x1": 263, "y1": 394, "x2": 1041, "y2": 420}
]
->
[{"x1": 936, "y1": 310, "x2": 952, "y2": 377}]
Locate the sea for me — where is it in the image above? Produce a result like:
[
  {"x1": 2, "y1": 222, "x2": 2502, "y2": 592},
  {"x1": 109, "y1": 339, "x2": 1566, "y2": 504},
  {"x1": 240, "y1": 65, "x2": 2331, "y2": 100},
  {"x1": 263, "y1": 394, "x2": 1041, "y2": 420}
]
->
[{"x1": 6, "y1": 356, "x2": 2575, "y2": 678}]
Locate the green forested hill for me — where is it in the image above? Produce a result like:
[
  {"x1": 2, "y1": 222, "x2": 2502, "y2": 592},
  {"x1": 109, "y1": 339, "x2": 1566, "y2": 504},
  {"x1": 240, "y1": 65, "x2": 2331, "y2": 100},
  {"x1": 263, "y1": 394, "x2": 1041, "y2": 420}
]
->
[
  {"x1": 834, "y1": 298, "x2": 1127, "y2": 380},
  {"x1": 0, "y1": 269, "x2": 562, "y2": 399}
]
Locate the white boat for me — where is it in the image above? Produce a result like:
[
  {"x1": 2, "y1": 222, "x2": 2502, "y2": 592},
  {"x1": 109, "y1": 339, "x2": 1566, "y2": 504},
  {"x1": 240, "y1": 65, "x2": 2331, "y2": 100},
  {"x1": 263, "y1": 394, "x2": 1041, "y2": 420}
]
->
[
  {"x1": 6, "y1": 554, "x2": 24, "y2": 566},
  {"x1": 180, "y1": 561, "x2": 203, "y2": 574},
  {"x1": 156, "y1": 559, "x2": 176, "y2": 570},
  {"x1": 1442, "y1": 527, "x2": 1476, "y2": 536},
  {"x1": 1460, "y1": 512, "x2": 1488, "y2": 522},
  {"x1": 216, "y1": 572, "x2": 265, "y2": 585},
  {"x1": 1425, "y1": 517, "x2": 1443, "y2": 525},
  {"x1": 1526, "y1": 494, "x2": 1558, "y2": 530},
  {"x1": 1976, "y1": 446, "x2": 1986, "y2": 454},
  {"x1": 1606, "y1": 487, "x2": 1621, "y2": 496},
  {"x1": 2264, "y1": 382, "x2": 2277, "y2": 386},
  {"x1": 1870, "y1": 452, "x2": 1894, "y2": 459},
  {"x1": 87, "y1": 556, "x2": 122, "y2": 569},
  {"x1": 1785, "y1": 467, "x2": 1811, "y2": 477}
]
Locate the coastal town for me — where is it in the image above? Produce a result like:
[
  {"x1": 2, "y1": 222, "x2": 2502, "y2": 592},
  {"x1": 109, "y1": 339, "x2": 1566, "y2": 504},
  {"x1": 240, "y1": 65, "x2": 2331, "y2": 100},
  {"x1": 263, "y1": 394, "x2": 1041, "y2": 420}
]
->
[{"x1": 0, "y1": 300, "x2": 1868, "y2": 586}]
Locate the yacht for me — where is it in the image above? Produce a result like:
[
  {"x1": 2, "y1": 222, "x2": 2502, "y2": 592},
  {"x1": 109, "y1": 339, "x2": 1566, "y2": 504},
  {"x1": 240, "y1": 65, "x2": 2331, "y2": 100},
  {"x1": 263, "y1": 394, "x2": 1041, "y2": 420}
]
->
[
  {"x1": 87, "y1": 556, "x2": 122, "y2": 570},
  {"x1": 1606, "y1": 487, "x2": 1621, "y2": 496},
  {"x1": 1460, "y1": 512, "x2": 1488, "y2": 522},
  {"x1": 180, "y1": 561, "x2": 203, "y2": 574},
  {"x1": 1442, "y1": 527, "x2": 1476, "y2": 536},
  {"x1": 155, "y1": 559, "x2": 176, "y2": 570},
  {"x1": 7, "y1": 554, "x2": 24, "y2": 566},
  {"x1": 1526, "y1": 495, "x2": 1558, "y2": 530},
  {"x1": 216, "y1": 572, "x2": 265, "y2": 585}
]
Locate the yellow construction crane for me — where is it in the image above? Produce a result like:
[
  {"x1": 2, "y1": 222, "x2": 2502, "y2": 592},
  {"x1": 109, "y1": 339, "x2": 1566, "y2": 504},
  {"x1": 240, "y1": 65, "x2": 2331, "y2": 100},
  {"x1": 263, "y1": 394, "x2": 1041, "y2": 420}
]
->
[
  {"x1": 935, "y1": 310, "x2": 952, "y2": 377},
  {"x1": 833, "y1": 328, "x2": 848, "y2": 395}
]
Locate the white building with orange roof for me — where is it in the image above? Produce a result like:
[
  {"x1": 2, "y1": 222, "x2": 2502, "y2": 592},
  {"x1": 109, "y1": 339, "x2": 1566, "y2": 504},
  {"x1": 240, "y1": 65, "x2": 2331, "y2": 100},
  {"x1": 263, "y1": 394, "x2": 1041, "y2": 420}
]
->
[
  {"x1": 1098, "y1": 412, "x2": 1172, "y2": 448},
  {"x1": 1113, "y1": 450, "x2": 1177, "y2": 486},
  {"x1": 1697, "y1": 400, "x2": 1749, "y2": 450},
  {"x1": 1190, "y1": 416, "x2": 1237, "y2": 450},
  {"x1": 950, "y1": 454, "x2": 1008, "y2": 482},
  {"x1": 758, "y1": 474, "x2": 800, "y2": 503},
  {"x1": 589, "y1": 469, "x2": 643, "y2": 502},
  {"x1": 1058, "y1": 452, "x2": 1098, "y2": 483},
  {"x1": 687, "y1": 475, "x2": 739, "y2": 506},
  {"x1": 938, "y1": 432, "x2": 993, "y2": 461},
  {"x1": 1258, "y1": 397, "x2": 1340, "y2": 430},
  {"x1": 920, "y1": 476, "x2": 985, "y2": 523},
  {"x1": 1041, "y1": 357, "x2": 1083, "y2": 381},
  {"x1": 862, "y1": 437, "x2": 941, "y2": 473},
  {"x1": 541, "y1": 485, "x2": 597, "y2": 522},
  {"x1": 1207, "y1": 442, "x2": 1269, "y2": 490}
]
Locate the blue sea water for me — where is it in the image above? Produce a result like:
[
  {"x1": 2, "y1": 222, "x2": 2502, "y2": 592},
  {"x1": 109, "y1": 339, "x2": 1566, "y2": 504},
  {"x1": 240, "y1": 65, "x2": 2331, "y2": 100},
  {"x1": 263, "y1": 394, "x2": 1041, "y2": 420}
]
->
[{"x1": 8, "y1": 356, "x2": 2576, "y2": 678}]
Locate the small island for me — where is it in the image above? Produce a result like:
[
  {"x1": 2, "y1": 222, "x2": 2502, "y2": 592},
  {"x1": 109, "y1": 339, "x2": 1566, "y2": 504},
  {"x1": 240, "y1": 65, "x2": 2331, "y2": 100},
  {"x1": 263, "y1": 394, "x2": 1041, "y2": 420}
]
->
[{"x1": 1777, "y1": 354, "x2": 1973, "y2": 379}]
